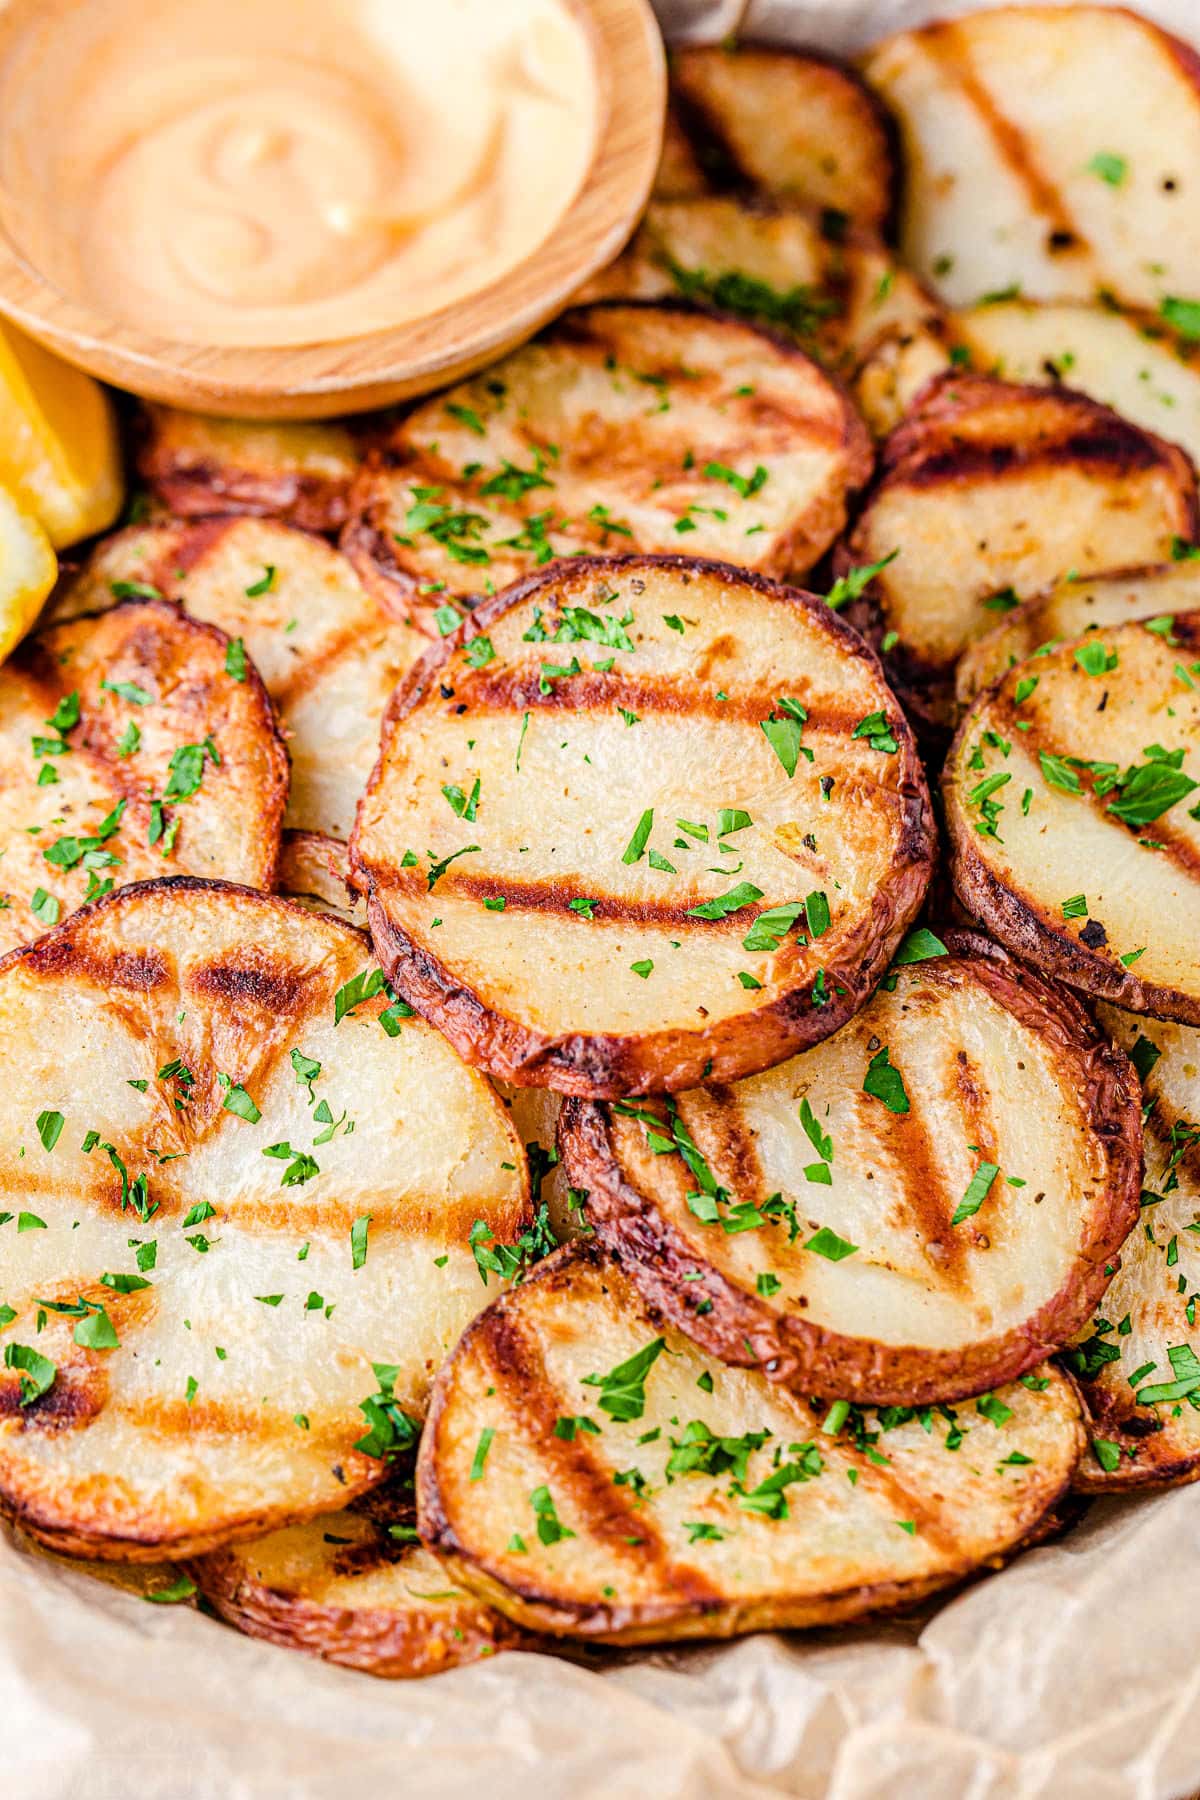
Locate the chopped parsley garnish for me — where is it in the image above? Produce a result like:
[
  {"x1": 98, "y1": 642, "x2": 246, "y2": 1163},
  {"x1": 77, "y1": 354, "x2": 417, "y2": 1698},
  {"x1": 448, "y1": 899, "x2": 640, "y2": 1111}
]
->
[
  {"x1": 353, "y1": 1362, "x2": 420, "y2": 1459},
  {"x1": 805, "y1": 1226, "x2": 858, "y2": 1261},
  {"x1": 825, "y1": 551, "x2": 898, "y2": 611},
  {"x1": 862, "y1": 1046, "x2": 909, "y2": 1114},
  {"x1": 953, "y1": 1162, "x2": 999, "y2": 1227},
  {"x1": 530, "y1": 1485, "x2": 574, "y2": 1545},
  {"x1": 581, "y1": 1338, "x2": 665, "y2": 1422},
  {"x1": 760, "y1": 697, "x2": 811, "y2": 777}
]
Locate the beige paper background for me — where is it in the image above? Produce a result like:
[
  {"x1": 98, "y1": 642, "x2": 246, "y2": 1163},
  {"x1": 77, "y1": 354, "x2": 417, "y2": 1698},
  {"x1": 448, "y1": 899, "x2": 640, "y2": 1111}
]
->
[{"x1": 4, "y1": 3, "x2": 1200, "y2": 1796}]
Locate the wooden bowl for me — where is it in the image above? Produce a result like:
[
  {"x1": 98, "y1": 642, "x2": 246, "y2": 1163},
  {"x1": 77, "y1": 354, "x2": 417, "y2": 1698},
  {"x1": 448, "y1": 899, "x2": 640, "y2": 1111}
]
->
[{"x1": 0, "y1": 0, "x2": 665, "y2": 420}]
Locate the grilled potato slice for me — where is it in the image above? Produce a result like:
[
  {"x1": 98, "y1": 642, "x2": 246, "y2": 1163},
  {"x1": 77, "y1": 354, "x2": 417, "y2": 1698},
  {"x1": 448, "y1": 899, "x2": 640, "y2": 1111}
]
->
[
  {"x1": 351, "y1": 555, "x2": 935, "y2": 1097},
  {"x1": 191, "y1": 1482, "x2": 523, "y2": 1675},
  {"x1": 864, "y1": 5, "x2": 1200, "y2": 309},
  {"x1": 1070, "y1": 1004, "x2": 1200, "y2": 1491},
  {"x1": 416, "y1": 1244, "x2": 1086, "y2": 1644},
  {"x1": 666, "y1": 44, "x2": 897, "y2": 232},
  {"x1": 342, "y1": 303, "x2": 872, "y2": 619},
  {"x1": 561, "y1": 935, "x2": 1141, "y2": 1406},
  {"x1": 579, "y1": 198, "x2": 948, "y2": 389},
  {"x1": 278, "y1": 832, "x2": 366, "y2": 928},
  {"x1": 49, "y1": 518, "x2": 424, "y2": 841},
  {"x1": 954, "y1": 301, "x2": 1200, "y2": 469},
  {"x1": 946, "y1": 614, "x2": 1200, "y2": 1022},
  {"x1": 0, "y1": 880, "x2": 529, "y2": 1559},
  {"x1": 0, "y1": 600, "x2": 285, "y2": 950},
  {"x1": 136, "y1": 406, "x2": 362, "y2": 532},
  {"x1": 840, "y1": 373, "x2": 1199, "y2": 727},
  {"x1": 957, "y1": 563, "x2": 1200, "y2": 705}
]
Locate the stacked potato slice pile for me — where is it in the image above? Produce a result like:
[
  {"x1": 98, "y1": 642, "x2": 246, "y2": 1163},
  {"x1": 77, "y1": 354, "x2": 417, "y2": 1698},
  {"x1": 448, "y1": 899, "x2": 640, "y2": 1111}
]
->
[{"x1": 3, "y1": 3, "x2": 1200, "y2": 1681}]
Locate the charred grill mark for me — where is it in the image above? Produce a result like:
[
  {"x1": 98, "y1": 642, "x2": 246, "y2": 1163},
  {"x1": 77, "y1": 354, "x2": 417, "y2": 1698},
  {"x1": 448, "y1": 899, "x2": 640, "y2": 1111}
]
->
[
  {"x1": 155, "y1": 518, "x2": 242, "y2": 586},
  {"x1": 829, "y1": 1433, "x2": 970, "y2": 1558},
  {"x1": 681, "y1": 1086, "x2": 766, "y2": 1203},
  {"x1": 20, "y1": 936, "x2": 170, "y2": 990},
  {"x1": 0, "y1": 1363, "x2": 107, "y2": 1433},
  {"x1": 924, "y1": 23, "x2": 1086, "y2": 255},
  {"x1": 372, "y1": 866, "x2": 816, "y2": 936},
  {"x1": 451, "y1": 665, "x2": 874, "y2": 735},
  {"x1": 188, "y1": 955, "x2": 312, "y2": 1015},
  {"x1": 864, "y1": 1082, "x2": 970, "y2": 1287},
  {"x1": 890, "y1": 427, "x2": 1169, "y2": 491},
  {"x1": 477, "y1": 1303, "x2": 724, "y2": 1606}
]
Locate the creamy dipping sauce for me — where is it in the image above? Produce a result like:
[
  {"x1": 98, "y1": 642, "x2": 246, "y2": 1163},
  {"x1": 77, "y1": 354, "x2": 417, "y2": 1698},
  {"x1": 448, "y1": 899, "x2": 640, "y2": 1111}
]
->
[{"x1": 0, "y1": 0, "x2": 599, "y2": 347}]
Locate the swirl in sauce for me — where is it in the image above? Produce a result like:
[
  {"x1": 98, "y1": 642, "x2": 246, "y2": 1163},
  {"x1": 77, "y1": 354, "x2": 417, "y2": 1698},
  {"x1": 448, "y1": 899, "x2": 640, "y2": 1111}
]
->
[{"x1": 0, "y1": 0, "x2": 598, "y2": 347}]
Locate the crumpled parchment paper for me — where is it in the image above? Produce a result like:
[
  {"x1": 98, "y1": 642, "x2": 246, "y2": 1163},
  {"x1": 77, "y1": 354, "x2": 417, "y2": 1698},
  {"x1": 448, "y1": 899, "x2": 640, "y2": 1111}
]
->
[{"x1": 4, "y1": 4, "x2": 1199, "y2": 1796}]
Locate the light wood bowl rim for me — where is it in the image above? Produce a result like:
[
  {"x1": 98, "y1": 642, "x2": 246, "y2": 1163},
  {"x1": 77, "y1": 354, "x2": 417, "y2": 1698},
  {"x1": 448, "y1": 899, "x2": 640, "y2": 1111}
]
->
[{"x1": 0, "y1": 0, "x2": 665, "y2": 419}]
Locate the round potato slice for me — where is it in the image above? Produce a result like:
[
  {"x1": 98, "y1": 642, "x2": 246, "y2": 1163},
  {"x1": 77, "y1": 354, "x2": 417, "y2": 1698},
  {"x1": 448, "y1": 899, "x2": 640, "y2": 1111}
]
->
[
  {"x1": 840, "y1": 373, "x2": 1199, "y2": 728},
  {"x1": 136, "y1": 405, "x2": 362, "y2": 533},
  {"x1": 0, "y1": 880, "x2": 529, "y2": 1559},
  {"x1": 946, "y1": 613, "x2": 1200, "y2": 1021},
  {"x1": 666, "y1": 44, "x2": 897, "y2": 233},
  {"x1": 0, "y1": 599, "x2": 286, "y2": 951},
  {"x1": 351, "y1": 555, "x2": 935, "y2": 1097},
  {"x1": 1071, "y1": 1005, "x2": 1200, "y2": 1493},
  {"x1": 48, "y1": 517, "x2": 425, "y2": 841},
  {"x1": 342, "y1": 303, "x2": 872, "y2": 620},
  {"x1": 190, "y1": 1482, "x2": 523, "y2": 1676},
  {"x1": 864, "y1": 6, "x2": 1200, "y2": 310},
  {"x1": 416, "y1": 1244, "x2": 1086, "y2": 1645},
  {"x1": 1072, "y1": 1015, "x2": 1200, "y2": 1490},
  {"x1": 956, "y1": 563, "x2": 1200, "y2": 707},
  {"x1": 561, "y1": 935, "x2": 1142, "y2": 1405},
  {"x1": 579, "y1": 197, "x2": 948, "y2": 390}
]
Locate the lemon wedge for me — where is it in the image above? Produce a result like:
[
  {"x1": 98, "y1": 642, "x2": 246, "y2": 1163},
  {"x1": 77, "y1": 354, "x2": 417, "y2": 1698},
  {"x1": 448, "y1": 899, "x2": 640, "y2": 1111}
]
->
[
  {"x1": 0, "y1": 321, "x2": 122, "y2": 549},
  {"x1": 0, "y1": 484, "x2": 57, "y2": 660}
]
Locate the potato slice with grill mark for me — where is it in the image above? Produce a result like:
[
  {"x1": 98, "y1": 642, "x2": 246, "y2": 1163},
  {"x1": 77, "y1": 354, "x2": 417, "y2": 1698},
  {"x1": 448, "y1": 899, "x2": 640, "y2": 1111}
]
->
[
  {"x1": 0, "y1": 879, "x2": 529, "y2": 1559},
  {"x1": 0, "y1": 600, "x2": 286, "y2": 951},
  {"x1": 136, "y1": 406, "x2": 362, "y2": 532},
  {"x1": 416, "y1": 1244, "x2": 1086, "y2": 1644},
  {"x1": 864, "y1": 6, "x2": 1200, "y2": 309},
  {"x1": 578, "y1": 198, "x2": 948, "y2": 392},
  {"x1": 957, "y1": 563, "x2": 1200, "y2": 706},
  {"x1": 839, "y1": 373, "x2": 1199, "y2": 728},
  {"x1": 946, "y1": 613, "x2": 1200, "y2": 1021},
  {"x1": 48, "y1": 518, "x2": 425, "y2": 841},
  {"x1": 190, "y1": 1484, "x2": 524, "y2": 1675},
  {"x1": 351, "y1": 556, "x2": 935, "y2": 1097},
  {"x1": 1070, "y1": 1005, "x2": 1200, "y2": 1491},
  {"x1": 954, "y1": 301, "x2": 1200, "y2": 470},
  {"x1": 666, "y1": 44, "x2": 897, "y2": 233},
  {"x1": 342, "y1": 303, "x2": 872, "y2": 621},
  {"x1": 561, "y1": 937, "x2": 1141, "y2": 1406},
  {"x1": 279, "y1": 832, "x2": 366, "y2": 929}
]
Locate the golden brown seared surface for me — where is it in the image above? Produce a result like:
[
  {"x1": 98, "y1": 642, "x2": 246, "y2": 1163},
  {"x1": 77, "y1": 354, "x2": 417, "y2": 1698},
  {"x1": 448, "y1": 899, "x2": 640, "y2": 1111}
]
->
[
  {"x1": 946, "y1": 613, "x2": 1200, "y2": 1021},
  {"x1": 136, "y1": 406, "x2": 364, "y2": 532},
  {"x1": 48, "y1": 517, "x2": 425, "y2": 841},
  {"x1": 579, "y1": 198, "x2": 948, "y2": 393},
  {"x1": 664, "y1": 44, "x2": 897, "y2": 232},
  {"x1": 342, "y1": 303, "x2": 872, "y2": 619},
  {"x1": 864, "y1": 5, "x2": 1200, "y2": 308},
  {"x1": 840, "y1": 372, "x2": 1199, "y2": 726},
  {"x1": 350, "y1": 556, "x2": 935, "y2": 1097},
  {"x1": 562, "y1": 940, "x2": 1141, "y2": 1405},
  {"x1": 416, "y1": 1245, "x2": 1086, "y2": 1644},
  {"x1": 0, "y1": 880, "x2": 529, "y2": 1559},
  {"x1": 1072, "y1": 1005, "x2": 1200, "y2": 1491},
  {"x1": 190, "y1": 1481, "x2": 524, "y2": 1676},
  {"x1": 0, "y1": 600, "x2": 285, "y2": 951},
  {"x1": 278, "y1": 832, "x2": 366, "y2": 929},
  {"x1": 957, "y1": 563, "x2": 1200, "y2": 706}
]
